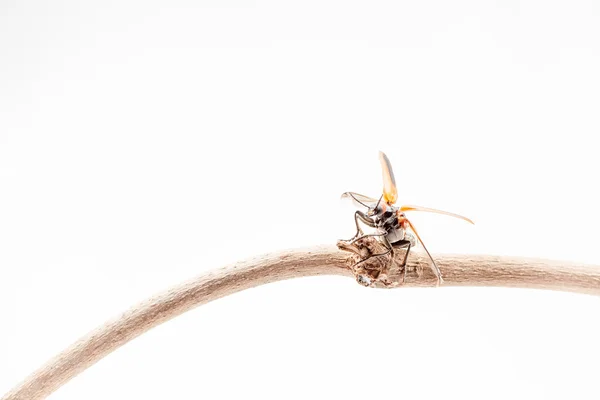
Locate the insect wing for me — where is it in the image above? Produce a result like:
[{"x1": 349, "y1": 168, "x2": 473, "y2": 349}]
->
[
  {"x1": 341, "y1": 192, "x2": 379, "y2": 209},
  {"x1": 400, "y1": 205, "x2": 474, "y2": 225},
  {"x1": 379, "y1": 151, "x2": 398, "y2": 205}
]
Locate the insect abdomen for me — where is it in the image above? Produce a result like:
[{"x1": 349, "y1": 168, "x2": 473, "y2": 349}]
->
[{"x1": 386, "y1": 228, "x2": 405, "y2": 244}]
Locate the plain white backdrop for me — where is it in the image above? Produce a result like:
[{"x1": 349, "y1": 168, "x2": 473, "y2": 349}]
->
[{"x1": 1, "y1": 1, "x2": 600, "y2": 399}]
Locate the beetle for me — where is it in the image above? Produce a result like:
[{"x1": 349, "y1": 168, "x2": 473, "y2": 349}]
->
[{"x1": 342, "y1": 151, "x2": 473, "y2": 284}]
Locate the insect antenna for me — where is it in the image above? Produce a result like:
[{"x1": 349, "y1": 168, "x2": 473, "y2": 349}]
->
[{"x1": 373, "y1": 194, "x2": 384, "y2": 212}]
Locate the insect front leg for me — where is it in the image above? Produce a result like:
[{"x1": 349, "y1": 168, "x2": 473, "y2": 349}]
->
[
  {"x1": 349, "y1": 230, "x2": 387, "y2": 244},
  {"x1": 345, "y1": 211, "x2": 376, "y2": 242}
]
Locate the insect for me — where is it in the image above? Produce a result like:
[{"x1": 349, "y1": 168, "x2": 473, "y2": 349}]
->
[{"x1": 342, "y1": 151, "x2": 473, "y2": 285}]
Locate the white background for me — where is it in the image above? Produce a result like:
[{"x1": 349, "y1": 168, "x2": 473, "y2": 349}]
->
[{"x1": 1, "y1": 1, "x2": 600, "y2": 399}]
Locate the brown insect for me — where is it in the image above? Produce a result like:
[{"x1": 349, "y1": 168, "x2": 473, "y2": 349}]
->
[{"x1": 342, "y1": 151, "x2": 473, "y2": 285}]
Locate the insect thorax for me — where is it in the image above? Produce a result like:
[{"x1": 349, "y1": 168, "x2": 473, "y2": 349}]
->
[
  {"x1": 371, "y1": 206, "x2": 400, "y2": 230},
  {"x1": 370, "y1": 205, "x2": 406, "y2": 244}
]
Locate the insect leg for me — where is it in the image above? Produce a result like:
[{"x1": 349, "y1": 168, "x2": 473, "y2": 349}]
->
[
  {"x1": 352, "y1": 247, "x2": 392, "y2": 269},
  {"x1": 402, "y1": 242, "x2": 411, "y2": 283},
  {"x1": 349, "y1": 230, "x2": 386, "y2": 244},
  {"x1": 345, "y1": 211, "x2": 376, "y2": 241},
  {"x1": 353, "y1": 211, "x2": 365, "y2": 237},
  {"x1": 381, "y1": 234, "x2": 395, "y2": 259},
  {"x1": 356, "y1": 210, "x2": 377, "y2": 228},
  {"x1": 359, "y1": 226, "x2": 393, "y2": 257},
  {"x1": 352, "y1": 233, "x2": 394, "y2": 269},
  {"x1": 391, "y1": 240, "x2": 412, "y2": 283}
]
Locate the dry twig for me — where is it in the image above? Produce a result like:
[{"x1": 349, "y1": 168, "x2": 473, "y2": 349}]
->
[{"x1": 2, "y1": 243, "x2": 600, "y2": 400}]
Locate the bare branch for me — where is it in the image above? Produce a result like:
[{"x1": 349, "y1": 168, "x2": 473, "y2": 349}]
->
[{"x1": 3, "y1": 245, "x2": 600, "y2": 400}]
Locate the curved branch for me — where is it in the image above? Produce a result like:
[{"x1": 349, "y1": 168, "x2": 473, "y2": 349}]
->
[{"x1": 2, "y1": 245, "x2": 600, "y2": 400}]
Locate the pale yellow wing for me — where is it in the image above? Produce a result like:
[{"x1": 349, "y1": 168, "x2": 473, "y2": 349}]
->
[
  {"x1": 379, "y1": 151, "x2": 397, "y2": 205},
  {"x1": 400, "y1": 205, "x2": 474, "y2": 225}
]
